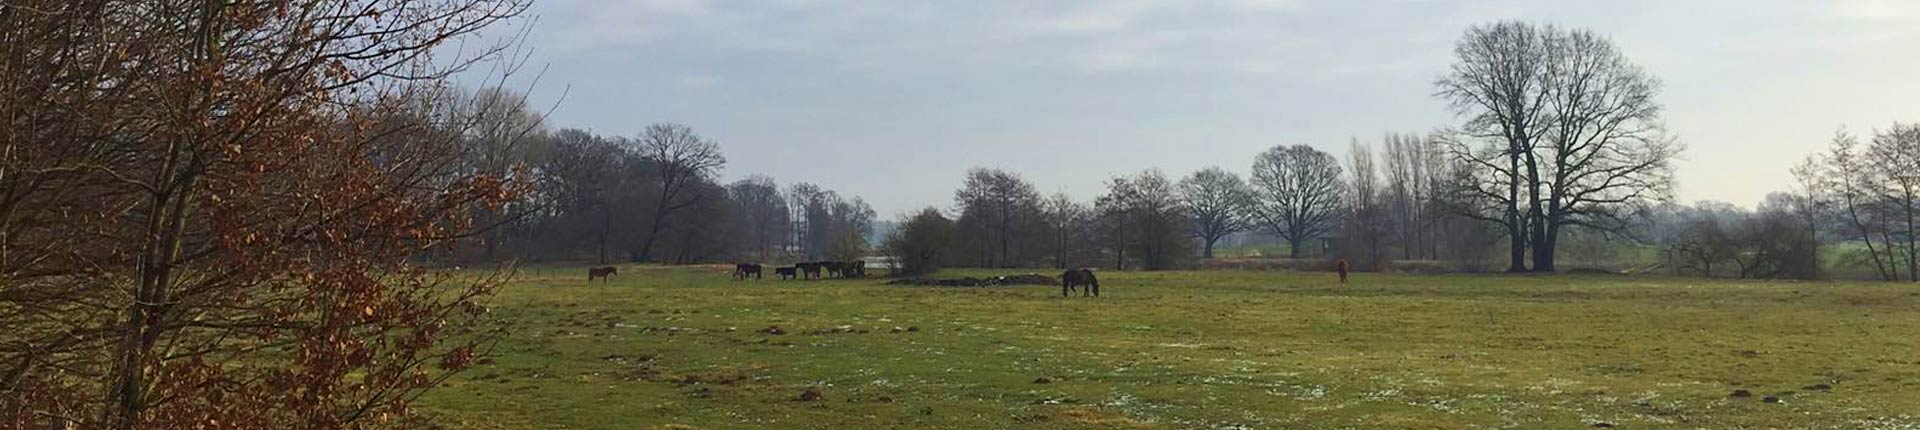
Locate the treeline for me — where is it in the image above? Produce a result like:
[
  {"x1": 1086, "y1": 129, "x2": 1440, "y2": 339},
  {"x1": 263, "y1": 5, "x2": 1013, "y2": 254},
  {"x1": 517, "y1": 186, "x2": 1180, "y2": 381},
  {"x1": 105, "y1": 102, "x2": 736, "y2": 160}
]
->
[
  {"x1": 1806, "y1": 125, "x2": 1920, "y2": 281},
  {"x1": 884, "y1": 21, "x2": 1684, "y2": 276},
  {"x1": 1644, "y1": 124, "x2": 1920, "y2": 281},
  {"x1": 426, "y1": 88, "x2": 875, "y2": 265},
  {"x1": 880, "y1": 135, "x2": 1498, "y2": 275}
]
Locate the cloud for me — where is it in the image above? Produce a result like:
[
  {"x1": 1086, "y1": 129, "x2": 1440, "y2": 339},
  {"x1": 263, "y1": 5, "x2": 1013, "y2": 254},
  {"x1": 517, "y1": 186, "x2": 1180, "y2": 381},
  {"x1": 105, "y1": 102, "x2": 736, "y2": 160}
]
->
[
  {"x1": 1832, "y1": 0, "x2": 1915, "y2": 21},
  {"x1": 479, "y1": 0, "x2": 1920, "y2": 215}
]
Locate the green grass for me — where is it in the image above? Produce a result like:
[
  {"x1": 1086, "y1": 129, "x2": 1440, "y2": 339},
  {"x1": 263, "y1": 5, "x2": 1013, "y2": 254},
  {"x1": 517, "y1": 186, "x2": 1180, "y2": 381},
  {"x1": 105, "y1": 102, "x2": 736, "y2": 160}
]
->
[{"x1": 418, "y1": 265, "x2": 1920, "y2": 429}]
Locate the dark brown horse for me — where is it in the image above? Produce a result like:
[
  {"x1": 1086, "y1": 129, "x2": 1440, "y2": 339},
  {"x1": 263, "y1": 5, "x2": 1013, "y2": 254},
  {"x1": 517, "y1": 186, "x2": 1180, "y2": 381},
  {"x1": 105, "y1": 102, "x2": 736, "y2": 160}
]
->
[
  {"x1": 797, "y1": 262, "x2": 823, "y2": 280},
  {"x1": 1061, "y1": 268, "x2": 1098, "y2": 297},
  {"x1": 775, "y1": 266, "x2": 798, "y2": 280},
  {"x1": 588, "y1": 266, "x2": 617, "y2": 282},
  {"x1": 733, "y1": 263, "x2": 763, "y2": 280},
  {"x1": 823, "y1": 261, "x2": 847, "y2": 278},
  {"x1": 845, "y1": 260, "x2": 866, "y2": 277},
  {"x1": 1335, "y1": 259, "x2": 1349, "y2": 284}
]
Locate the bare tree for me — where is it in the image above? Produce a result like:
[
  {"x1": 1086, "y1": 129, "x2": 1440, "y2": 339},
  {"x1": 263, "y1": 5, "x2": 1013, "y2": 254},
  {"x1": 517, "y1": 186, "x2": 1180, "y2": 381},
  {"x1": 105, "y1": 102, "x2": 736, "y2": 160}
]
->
[
  {"x1": 729, "y1": 176, "x2": 791, "y2": 262},
  {"x1": 953, "y1": 168, "x2": 1042, "y2": 267},
  {"x1": 1341, "y1": 140, "x2": 1389, "y2": 267},
  {"x1": 629, "y1": 123, "x2": 726, "y2": 263},
  {"x1": 787, "y1": 183, "x2": 825, "y2": 257},
  {"x1": 1178, "y1": 167, "x2": 1254, "y2": 258},
  {"x1": 1787, "y1": 153, "x2": 1825, "y2": 278},
  {"x1": 1437, "y1": 21, "x2": 1676, "y2": 272},
  {"x1": 1436, "y1": 21, "x2": 1554, "y2": 272},
  {"x1": 882, "y1": 208, "x2": 956, "y2": 276},
  {"x1": 785, "y1": 184, "x2": 873, "y2": 261},
  {"x1": 1821, "y1": 129, "x2": 1899, "y2": 280},
  {"x1": 1865, "y1": 123, "x2": 1920, "y2": 282},
  {"x1": 1532, "y1": 27, "x2": 1676, "y2": 272},
  {"x1": 1665, "y1": 202, "x2": 1743, "y2": 278},
  {"x1": 1096, "y1": 170, "x2": 1190, "y2": 270},
  {"x1": 1661, "y1": 200, "x2": 1817, "y2": 279},
  {"x1": 1040, "y1": 193, "x2": 1093, "y2": 269},
  {"x1": 1383, "y1": 133, "x2": 1441, "y2": 259},
  {"x1": 1251, "y1": 145, "x2": 1343, "y2": 258},
  {"x1": 534, "y1": 128, "x2": 629, "y2": 263}
]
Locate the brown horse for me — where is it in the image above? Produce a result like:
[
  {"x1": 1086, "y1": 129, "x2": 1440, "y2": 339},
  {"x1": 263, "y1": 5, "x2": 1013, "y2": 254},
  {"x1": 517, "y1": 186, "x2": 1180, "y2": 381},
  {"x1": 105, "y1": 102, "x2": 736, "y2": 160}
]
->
[
  {"x1": 733, "y1": 263, "x2": 763, "y2": 280},
  {"x1": 1061, "y1": 268, "x2": 1099, "y2": 297},
  {"x1": 588, "y1": 266, "x2": 617, "y2": 282},
  {"x1": 1335, "y1": 259, "x2": 1350, "y2": 284}
]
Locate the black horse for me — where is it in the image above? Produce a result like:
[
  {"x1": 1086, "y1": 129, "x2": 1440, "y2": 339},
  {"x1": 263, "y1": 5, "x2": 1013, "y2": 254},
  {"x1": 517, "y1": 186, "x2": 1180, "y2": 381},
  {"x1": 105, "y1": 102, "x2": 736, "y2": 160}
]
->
[
  {"x1": 1061, "y1": 268, "x2": 1098, "y2": 297},
  {"x1": 775, "y1": 266, "x2": 798, "y2": 280},
  {"x1": 733, "y1": 263, "x2": 763, "y2": 280},
  {"x1": 797, "y1": 262, "x2": 823, "y2": 280}
]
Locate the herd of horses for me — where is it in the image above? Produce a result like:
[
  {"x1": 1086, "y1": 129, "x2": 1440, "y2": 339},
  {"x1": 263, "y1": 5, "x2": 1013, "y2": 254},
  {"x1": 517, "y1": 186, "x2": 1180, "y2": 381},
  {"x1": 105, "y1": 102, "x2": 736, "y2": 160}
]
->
[
  {"x1": 581, "y1": 258, "x2": 1350, "y2": 299},
  {"x1": 732, "y1": 261, "x2": 867, "y2": 280}
]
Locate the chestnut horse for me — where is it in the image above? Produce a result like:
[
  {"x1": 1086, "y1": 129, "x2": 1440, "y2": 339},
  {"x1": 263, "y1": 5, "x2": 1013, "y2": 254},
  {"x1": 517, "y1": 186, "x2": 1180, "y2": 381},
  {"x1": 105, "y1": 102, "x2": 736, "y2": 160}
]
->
[
  {"x1": 1334, "y1": 259, "x2": 1349, "y2": 284},
  {"x1": 588, "y1": 266, "x2": 617, "y2": 282},
  {"x1": 1061, "y1": 268, "x2": 1099, "y2": 297}
]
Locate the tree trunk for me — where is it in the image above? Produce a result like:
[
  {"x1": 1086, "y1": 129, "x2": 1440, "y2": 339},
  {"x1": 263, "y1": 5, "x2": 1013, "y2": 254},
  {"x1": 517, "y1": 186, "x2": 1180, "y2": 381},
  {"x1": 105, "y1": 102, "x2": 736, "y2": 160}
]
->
[
  {"x1": 598, "y1": 208, "x2": 612, "y2": 264},
  {"x1": 1523, "y1": 146, "x2": 1548, "y2": 273},
  {"x1": 1896, "y1": 191, "x2": 1912, "y2": 282},
  {"x1": 1287, "y1": 237, "x2": 1303, "y2": 259},
  {"x1": 636, "y1": 232, "x2": 660, "y2": 263},
  {"x1": 1845, "y1": 200, "x2": 1894, "y2": 281},
  {"x1": 1505, "y1": 215, "x2": 1527, "y2": 272},
  {"x1": 1534, "y1": 219, "x2": 1559, "y2": 273},
  {"x1": 999, "y1": 223, "x2": 1011, "y2": 268},
  {"x1": 1504, "y1": 145, "x2": 1527, "y2": 273}
]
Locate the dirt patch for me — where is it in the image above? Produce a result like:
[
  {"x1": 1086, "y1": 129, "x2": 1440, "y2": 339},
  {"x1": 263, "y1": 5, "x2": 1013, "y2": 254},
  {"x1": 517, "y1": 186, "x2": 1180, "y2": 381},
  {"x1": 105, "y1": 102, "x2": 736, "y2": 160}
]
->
[{"x1": 886, "y1": 274, "x2": 1056, "y2": 287}]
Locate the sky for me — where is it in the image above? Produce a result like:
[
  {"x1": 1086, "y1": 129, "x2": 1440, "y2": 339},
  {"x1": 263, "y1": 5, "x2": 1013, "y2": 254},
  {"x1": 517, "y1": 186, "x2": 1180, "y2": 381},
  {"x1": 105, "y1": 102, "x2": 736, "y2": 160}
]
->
[{"x1": 455, "y1": 0, "x2": 1920, "y2": 217}]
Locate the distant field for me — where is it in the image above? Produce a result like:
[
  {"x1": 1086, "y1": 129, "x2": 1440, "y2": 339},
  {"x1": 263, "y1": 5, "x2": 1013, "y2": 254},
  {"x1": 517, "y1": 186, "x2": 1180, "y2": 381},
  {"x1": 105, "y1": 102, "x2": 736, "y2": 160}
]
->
[{"x1": 419, "y1": 265, "x2": 1920, "y2": 429}]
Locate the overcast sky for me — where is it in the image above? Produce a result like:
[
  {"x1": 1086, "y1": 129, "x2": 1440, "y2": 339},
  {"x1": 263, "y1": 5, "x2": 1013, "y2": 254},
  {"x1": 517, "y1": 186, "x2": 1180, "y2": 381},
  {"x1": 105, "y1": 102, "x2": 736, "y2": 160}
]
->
[{"x1": 460, "y1": 0, "x2": 1920, "y2": 217}]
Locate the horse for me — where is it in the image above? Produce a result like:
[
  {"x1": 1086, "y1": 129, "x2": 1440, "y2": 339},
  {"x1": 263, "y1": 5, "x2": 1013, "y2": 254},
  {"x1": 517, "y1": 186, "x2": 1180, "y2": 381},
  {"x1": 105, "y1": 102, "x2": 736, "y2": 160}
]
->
[
  {"x1": 823, "y1": 261, "x2": 846, "y2": 278},
  {"x1": 797, "y1": 262, "x2": 823, "y2": 280},
  {"x1": 845, "y1": 260, "x2": 866, "y2": 278},
  {"x1": 1061, "y1": 268, "x2": 1099, "y2": 297},
  {"x1": 588, "y1": 266, "x2": 617, "y2": 282},
  {"x1": 775, "y1": 266, "x2": 798, "y2": 280},
  {"x1": 733, "y1": 263, "x2": 763, "y2": 280},
  {"x1": 1335, "y1": 259, "x2": 1350, "y2": 284}
]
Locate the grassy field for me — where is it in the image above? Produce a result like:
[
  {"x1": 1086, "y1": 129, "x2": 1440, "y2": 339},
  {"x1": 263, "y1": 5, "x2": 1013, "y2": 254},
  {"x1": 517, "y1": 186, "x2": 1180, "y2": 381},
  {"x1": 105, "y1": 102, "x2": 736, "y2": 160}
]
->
[{"x1": 418, "y1": 265, "x2": 1920, "y2": 429}]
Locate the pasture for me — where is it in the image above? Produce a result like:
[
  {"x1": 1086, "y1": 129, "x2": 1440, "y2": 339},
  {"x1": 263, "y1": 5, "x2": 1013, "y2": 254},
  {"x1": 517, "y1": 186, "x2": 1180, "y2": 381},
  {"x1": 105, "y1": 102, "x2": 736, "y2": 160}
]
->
[{"x1": 418, "y1": 266, "x2": 1920, "y2": 429}]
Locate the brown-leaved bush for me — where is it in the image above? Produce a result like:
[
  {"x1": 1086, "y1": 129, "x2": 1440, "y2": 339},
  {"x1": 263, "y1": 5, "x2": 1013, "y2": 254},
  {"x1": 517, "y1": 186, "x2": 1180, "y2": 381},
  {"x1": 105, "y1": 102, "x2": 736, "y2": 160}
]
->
[{"x1": 0, "y1": 0, "x2": 532, "y2": 429}]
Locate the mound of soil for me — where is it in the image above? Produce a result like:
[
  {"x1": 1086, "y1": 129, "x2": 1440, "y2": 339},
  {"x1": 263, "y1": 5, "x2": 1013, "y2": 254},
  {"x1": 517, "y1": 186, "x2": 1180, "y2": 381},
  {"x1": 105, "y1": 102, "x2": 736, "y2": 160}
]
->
[
  {"x1": 1564, "y1": 267, "x2": 1626, "y2": 275},
  {"x1": 886, "y1": 274, "x2": 1057, "y2": 287}
]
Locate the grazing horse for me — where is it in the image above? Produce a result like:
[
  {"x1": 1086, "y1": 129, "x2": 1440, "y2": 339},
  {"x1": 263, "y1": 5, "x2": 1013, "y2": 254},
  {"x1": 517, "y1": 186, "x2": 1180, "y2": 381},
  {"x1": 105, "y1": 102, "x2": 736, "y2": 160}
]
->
[
  {"x1": 823, "y1": 261, "x2": 847, "y2": 278},
  {"x1": 587, "y1": 266, "x2": 617, "y2": 282},
  {"x1": 1335, "y1": 259, "x2": 1350, "y2": 284},
  {"x1": 797, "y1": 262, "x2": 823, "y2": 280},
  {"x1": 733, "y1": 263, "x2": 763, "y2": 280},
  {"x1": 1061, "y1": 268, "x2": 1099, "y2": 297},
  {"x1": 775, "y1": 266, "x2": 798, "y2": 280}
]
